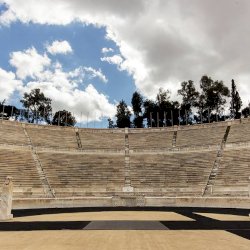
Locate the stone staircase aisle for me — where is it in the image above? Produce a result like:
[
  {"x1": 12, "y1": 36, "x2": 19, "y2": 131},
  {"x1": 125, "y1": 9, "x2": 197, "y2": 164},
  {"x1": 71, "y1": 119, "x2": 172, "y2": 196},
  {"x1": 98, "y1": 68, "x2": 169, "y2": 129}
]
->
[
  {"x1": 202, "y1": 126, "x2": 231, "y2": 196},
  {"x1": 123, "y1": 128, "x2": 133, "y2": 191},
  {"x1": 75, "y1": 130, "x2": 82, "y2": 149},
  {"x1": 172, "y1": 131, "x2": 177, "y2": 147},
  {"x1": 22, "y1": 125, "x2": 55, "y2": 198}
]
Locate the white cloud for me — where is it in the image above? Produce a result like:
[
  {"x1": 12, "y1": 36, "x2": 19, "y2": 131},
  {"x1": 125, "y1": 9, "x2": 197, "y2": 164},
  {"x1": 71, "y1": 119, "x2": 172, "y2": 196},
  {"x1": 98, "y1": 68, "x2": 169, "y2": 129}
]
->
[
  {"x1": 9, "y1": 47, "x2": 50, "y2": 80},
  {"x1": 101, "y1": 54, "x2": 123, "y2": 67},
  {"x1": 101, "y1": 47, "x2": 114, "y2": 54},
  {"x1": 46, "y1": 40, "x2": 73, "y2": 55},
  {"x1": 8, "y1": 46, "x2": 115, "y2": 122},
  {"x1": 83, "y1": 67, "x2": 108, "y2": 83},
  {"x1": 22, "y1": 79, "x2": 115, "y2": 123},
  {"x1": 0, "y1": 6, "x2": 16, "y2": 25},
  {"x1": 0, "y1": 68, "x2": 22, "y2": 101},
  {"x1": 2, "y1": 0, "x2": 250, "y2": 106}
]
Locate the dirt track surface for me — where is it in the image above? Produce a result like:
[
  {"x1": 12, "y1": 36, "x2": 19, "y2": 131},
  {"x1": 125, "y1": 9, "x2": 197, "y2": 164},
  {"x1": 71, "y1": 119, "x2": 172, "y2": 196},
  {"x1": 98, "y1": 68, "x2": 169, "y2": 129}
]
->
[
  {"x1": 0, "y1": 210, "x2": 249, "y2": 249},
  {"x1": 12, "y1": 211, "x2": 194, "y2": 222},
  {"x1": 0, "y1": 230, "x2": 249, "y2": 250}
]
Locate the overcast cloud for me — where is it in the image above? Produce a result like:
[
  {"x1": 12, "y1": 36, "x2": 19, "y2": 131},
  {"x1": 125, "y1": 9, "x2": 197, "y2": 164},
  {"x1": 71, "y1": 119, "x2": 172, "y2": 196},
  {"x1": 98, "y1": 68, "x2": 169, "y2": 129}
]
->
[{"x1": 1, "y1": 0, "x2": 250, "y2": 106}]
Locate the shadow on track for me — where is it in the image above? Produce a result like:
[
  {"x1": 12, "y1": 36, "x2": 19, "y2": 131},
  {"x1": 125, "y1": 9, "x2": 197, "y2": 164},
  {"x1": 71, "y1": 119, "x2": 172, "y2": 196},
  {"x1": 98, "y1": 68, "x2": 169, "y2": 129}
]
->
[{"x1": 0, "y1": 207, "x2": 249, "y2": 240}]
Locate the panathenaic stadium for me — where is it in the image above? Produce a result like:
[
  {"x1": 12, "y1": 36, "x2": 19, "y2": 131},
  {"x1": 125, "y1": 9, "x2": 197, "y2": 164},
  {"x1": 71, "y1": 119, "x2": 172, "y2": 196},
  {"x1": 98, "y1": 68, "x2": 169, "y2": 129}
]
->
[{"x1": 0, "y1": 119, "x2": 249, "y2": 249}]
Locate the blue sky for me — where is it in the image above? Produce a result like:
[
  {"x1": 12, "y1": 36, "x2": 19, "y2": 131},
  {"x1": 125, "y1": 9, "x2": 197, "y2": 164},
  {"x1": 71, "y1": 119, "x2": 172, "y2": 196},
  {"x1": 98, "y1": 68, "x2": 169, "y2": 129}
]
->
[
  {"x1": 0, "y1": 20, "x2": 135, "y2": 127},
  {"x1": 1, "y1": 0, "x2": 250, "y2": 127}
]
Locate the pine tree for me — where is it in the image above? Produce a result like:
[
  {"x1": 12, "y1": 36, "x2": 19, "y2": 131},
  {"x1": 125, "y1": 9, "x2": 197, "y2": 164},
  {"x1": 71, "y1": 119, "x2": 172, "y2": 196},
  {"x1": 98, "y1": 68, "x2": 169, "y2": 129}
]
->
[
  {"x1": 230, "y1": 79, "x2": 242, "y2": 119},
  {"x1": 131, "y1": 91, "x2": 144, "y2": 128},
  {"x1": 116, "y1": 100, "x2": 131, "y2": 128}
]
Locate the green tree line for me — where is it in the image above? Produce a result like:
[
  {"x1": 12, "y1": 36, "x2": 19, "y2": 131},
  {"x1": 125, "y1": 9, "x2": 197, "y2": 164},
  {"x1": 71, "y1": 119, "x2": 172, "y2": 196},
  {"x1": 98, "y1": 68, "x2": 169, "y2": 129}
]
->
[
  {"x1": 1, "y1": 75, "x2": 249, "y2": 128},
  {"x1": 110, "y1": 75, "x2": 249, "y2": 128},
  {"x1": 0, "y1": 88, "x2": 76, "y2": 126}
]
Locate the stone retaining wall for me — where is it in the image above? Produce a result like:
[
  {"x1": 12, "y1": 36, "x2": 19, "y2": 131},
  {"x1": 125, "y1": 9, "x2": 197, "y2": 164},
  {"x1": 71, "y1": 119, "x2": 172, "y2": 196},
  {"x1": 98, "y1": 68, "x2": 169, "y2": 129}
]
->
[{"x1": 12, "y1": 196, "x2": 250, "y2": 210}]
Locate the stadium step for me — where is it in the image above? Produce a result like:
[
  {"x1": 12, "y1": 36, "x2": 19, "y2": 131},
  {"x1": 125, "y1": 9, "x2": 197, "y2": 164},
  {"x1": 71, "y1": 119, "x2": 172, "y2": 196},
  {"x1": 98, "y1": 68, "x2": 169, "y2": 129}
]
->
[{"x1": 1, "y1": 119, "x2": 250, "y2": 199}]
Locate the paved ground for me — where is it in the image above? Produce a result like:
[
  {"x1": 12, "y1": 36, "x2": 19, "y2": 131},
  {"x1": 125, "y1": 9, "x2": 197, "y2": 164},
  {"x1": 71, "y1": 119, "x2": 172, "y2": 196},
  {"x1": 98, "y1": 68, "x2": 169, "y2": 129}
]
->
[{"x1": 0, "y1": 208, "x2": 249, "y2": 250}]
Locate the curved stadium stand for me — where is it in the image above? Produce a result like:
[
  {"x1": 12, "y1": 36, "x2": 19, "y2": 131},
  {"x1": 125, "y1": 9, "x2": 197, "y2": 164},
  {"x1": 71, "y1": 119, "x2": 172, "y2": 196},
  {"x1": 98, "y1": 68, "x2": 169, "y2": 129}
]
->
[{"x1": 0, "y1": 119, "x2": 249, "y2": 209}]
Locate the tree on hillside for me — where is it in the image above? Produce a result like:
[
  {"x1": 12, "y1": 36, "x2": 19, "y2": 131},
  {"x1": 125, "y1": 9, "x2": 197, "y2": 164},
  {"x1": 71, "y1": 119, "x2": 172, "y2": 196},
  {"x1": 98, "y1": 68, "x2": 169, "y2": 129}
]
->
[
  {"x1": 230, "y1": 79, "x2": 242, "y2": 119},
  {"x1": 178, "y1": 80, "x2": 199, "y2": 123},
  {"x1": 156, "y1": 88, "x2": 173, "y2": 126},
  {"x1": 178, "y1": 81, "x2": 199, "y2": 107},
  {"x1": 198, "y1": 75, "x2": 230, "y2": 122},
  {"x1": 0, "y1": 104, "x2": 19, "y2": 118},
  {"x1": 194, "y1": 93, "x2": 206, "y2": 123},
  {"x1": 156, "y1": 88, "x2": 171, "y2": 106},
  {"x1": 20, "y1": 88, "x2": 52, "y2": 123},
  {"x1": 52, "y1": 110, "x2": 76, "y2": 126},
  {"x1": 167, "y1": 100, "x2": 180, "y2": 126},
  {"x1": 116, "y1": 100, "x2": 131, "y2": 128},
  {"x1": 131, "y1": 91, "x2": 144, "y2": 128},
  {"x1": 143, "y1": 88, "x2": 179, "y2": 127},
  {"x1": 143, "y1": 99, "x2": 157, "y2": 127},
  {"x1": 241, "y1": 103, "x2": 250, "y2": 118},
  {"x1": 107, "y1": 117, "x2": 115, "y2": 128}
]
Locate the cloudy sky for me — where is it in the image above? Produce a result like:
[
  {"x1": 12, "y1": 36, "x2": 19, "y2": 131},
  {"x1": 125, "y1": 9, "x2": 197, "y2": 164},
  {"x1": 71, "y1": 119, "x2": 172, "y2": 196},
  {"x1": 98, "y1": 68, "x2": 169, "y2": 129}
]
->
[{"x1": 0, "y1": 0, "x2": 250, "y2": 126}]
